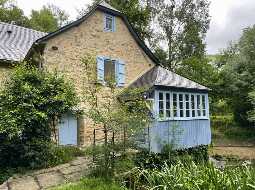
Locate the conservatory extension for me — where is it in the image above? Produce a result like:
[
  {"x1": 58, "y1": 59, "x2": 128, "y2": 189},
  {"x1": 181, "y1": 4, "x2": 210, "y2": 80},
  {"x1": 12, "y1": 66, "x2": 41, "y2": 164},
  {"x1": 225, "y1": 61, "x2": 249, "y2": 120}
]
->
[{"x1": 130, "y1": 66, "x2": 211, "y2": 153}]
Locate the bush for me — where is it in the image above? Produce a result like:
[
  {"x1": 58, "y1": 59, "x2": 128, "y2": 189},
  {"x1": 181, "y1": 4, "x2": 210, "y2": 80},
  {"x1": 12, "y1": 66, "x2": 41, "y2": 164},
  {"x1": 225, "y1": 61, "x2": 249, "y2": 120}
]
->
[
  {"x1": 211, "y1": 115, "x2": 235, "y2": 129},
  {"x1": 134, "y1": 145, "x2": 208, "y2": 169},
  {"x1": 0, "y1": 63, "x2": 78, "y2": 170}
]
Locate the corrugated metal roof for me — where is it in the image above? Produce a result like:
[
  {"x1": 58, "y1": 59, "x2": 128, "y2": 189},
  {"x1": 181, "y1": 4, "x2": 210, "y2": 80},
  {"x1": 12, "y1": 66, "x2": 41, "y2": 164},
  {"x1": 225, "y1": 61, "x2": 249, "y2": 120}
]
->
[
  {"x1": 0, "y1": 22, "x2": 47, "y2": 62},
  {"x1": 129, "y1": 66, "x2": 209, "y2": 91}
]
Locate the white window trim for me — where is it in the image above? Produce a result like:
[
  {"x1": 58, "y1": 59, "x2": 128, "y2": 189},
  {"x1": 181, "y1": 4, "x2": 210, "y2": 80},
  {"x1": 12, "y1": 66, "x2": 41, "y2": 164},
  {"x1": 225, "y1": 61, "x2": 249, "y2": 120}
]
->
[
  {"x1": 104, "y1": 13, "x2": 115, "y2": 32},
  {"x1": 155, "y1": 90, "x2": 209, "y2": 121}
]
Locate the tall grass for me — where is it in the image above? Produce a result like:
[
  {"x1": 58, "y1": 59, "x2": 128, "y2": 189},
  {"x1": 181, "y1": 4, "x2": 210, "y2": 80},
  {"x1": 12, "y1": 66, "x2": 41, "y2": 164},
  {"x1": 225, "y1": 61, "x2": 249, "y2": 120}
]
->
[{"x1": 129, "y1": 161, "x2": 255, "y2": 190}]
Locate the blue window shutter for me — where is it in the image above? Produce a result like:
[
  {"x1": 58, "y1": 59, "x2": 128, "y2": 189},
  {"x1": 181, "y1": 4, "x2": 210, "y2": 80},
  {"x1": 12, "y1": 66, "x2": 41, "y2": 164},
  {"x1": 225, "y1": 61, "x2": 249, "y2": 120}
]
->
[
  {"x1": 97, "y1": 56, "x2": 104, "y2": 83},
  {"x1": 112, "y1": 16, "x2": 116, "y2": 32},
  {"x1": 117, "y1": 60, "x2": 125, "y2": 87}
]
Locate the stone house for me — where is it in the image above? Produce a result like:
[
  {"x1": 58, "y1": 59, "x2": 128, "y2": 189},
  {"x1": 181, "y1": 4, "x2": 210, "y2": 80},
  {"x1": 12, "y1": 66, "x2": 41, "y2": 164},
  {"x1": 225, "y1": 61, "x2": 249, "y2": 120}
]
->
[{"x1": 0, "y1": 1, "x2": 211, "y2": 152}]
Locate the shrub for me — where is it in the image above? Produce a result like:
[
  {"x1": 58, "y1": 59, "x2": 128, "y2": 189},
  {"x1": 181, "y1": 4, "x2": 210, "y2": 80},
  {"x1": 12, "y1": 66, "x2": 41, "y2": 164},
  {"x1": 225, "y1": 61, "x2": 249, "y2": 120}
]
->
[
  {"x1": 0, "y1": 63, "x2": 78, "y2": 169},
  {"x1": 134, "y1": 145, "x2": 208, "y2": 169}
]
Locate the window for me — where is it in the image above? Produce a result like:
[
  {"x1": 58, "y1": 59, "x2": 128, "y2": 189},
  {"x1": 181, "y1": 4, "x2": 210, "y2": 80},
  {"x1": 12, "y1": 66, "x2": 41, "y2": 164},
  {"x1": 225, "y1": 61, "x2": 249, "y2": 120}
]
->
[
  {"x1": 173, "y1": 93, "x2": 177, "y2": 117},
  {"x1": 104, "y1": 14, "x2": 115, "y2": 32},
  {"x1": 104, "y1": 59, "x2": 116, "y2": 84},
  {"x1": 97, "y1": 56, "x2": 125, "y2": 87},
  {"x1": 157, "y1": 91, "x2": 208, "y2": 120},
  {"x1": 185, "y1": 94, "x2": 190, "y2": 117}
]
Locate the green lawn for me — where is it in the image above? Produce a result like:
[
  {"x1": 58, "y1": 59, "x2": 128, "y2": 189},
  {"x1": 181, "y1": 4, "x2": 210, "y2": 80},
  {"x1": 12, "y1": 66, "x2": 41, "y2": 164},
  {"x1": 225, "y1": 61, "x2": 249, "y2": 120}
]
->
[{"x1": 52, "y1": 178, "x2": 126, "y2": 190}]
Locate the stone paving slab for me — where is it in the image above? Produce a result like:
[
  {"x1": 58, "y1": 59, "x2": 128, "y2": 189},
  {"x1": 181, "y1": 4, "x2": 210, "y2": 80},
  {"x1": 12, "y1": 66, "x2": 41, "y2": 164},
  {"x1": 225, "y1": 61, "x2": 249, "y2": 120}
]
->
[
  {"x1": 8, "y1": 176, "x2": 39, "y2": 190},
  {"x1": 37, "y1": 172, "x2": 66, "y2": 189},
  {"x1": 1, "y1": 156, "x2": 91, "y2": 190},
  {"x1": 0, "y1": 182, "x2": 8, "y2": 190}
]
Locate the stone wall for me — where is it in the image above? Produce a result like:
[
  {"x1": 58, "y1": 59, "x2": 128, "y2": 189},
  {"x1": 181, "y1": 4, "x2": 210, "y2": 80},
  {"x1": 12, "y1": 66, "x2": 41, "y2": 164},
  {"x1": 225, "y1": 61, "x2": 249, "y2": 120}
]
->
[
  {"x1": 42, "y1": 9, "x2": 155, "y2": 147},
  {"x1": 0, "y1": 65, "x2": 10, "y2": 86}
]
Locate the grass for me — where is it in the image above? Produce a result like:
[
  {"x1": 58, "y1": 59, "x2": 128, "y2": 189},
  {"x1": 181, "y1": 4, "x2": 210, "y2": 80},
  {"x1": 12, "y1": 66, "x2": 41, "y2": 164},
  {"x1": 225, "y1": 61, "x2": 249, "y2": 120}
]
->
[{"x1": 52, "y1": 178, "x2": 126, "y2": 190}]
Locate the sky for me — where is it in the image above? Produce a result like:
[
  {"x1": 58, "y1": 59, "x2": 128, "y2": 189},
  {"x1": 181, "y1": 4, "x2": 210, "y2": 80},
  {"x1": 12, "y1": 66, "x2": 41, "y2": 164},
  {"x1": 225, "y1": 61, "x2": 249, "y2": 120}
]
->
[{"x1": 15, "y1": 0, "x2": 255, "y2": 55}]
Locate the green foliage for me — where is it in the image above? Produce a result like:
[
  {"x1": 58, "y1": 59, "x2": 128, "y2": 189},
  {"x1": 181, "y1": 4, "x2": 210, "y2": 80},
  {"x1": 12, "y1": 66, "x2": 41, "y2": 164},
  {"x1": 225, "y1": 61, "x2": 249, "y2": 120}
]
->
[
  {"x1": 150, "y1": 0, "x2": 210, "y2": 70},
  {"x1": 0, "y1": 0, "x2": 30, "y2": 27},
  {"x1": 80, "y1": 54, "x2": 150, "y2": 177},
  {"x1": 134, "y1": 145, "x2": 208, "y2": 170},
  {"x1": 0, "y1": 145, "x2": 84, "y2": 184},
  {"x1": 128, "y1": 161, "x2": 255, "y2": 190},
  {"x1": 29, "y1": 4, "x2": 69, "y2": 32},
  {"x1": 0, "y1": 0, "x2": 68, "y2": 32},
  {"x1": 0, "y1": 63, "x2": 78, "y2": 169},
  {"x1": 218, "y1": 25, "x2": 255, "y2": 126},
  {"x1": 52, "y1": 178, "x2": 126, "y2": 190},
  {"x1": 211, "y1": 115, "x2": 235, "y2": 129},
  {"x1": 248, "y1": 91, "x2": 255, "y2": 123}
]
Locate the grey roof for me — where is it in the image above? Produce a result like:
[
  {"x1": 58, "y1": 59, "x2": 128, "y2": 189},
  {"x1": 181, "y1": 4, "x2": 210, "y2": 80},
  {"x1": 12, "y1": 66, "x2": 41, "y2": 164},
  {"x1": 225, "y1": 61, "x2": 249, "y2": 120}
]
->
[
  {"x1": 99, "y1": 1, "x2": 121, "y2": 13},
  {"x1": 130, "y1": 66, "x2": 209, "y2": 91},
  {"x1": 0, "y1": 22, "x2": 47, "y2": 62}
]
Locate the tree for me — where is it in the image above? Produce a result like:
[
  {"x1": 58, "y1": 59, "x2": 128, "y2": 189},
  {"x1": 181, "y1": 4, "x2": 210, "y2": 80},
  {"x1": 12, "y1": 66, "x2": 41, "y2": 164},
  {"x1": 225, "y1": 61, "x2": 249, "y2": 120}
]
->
[
  {"x1": 148, "y1": 0, "x2": 210, "y2": 70},
  {"x1": 219, "y1": 25, "x2": 255, "y2": 126},
  {"x1": 0, "y1": 63, "x2": 78, "y2": 168},
  {"x1": 0, "y1": 0, "x2": 30, "y2": 27},
  {"x1": 79, "y1": 55, "x2": 150, "y2": 176},
  {"x1": 29, "y1": 4, "x2": 69, "y2": 32}
]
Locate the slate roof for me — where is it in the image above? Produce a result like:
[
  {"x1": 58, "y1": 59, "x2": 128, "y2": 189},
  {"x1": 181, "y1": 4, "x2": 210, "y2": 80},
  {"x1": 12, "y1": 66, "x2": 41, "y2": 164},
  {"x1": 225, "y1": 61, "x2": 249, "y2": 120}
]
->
[
  {"x1": 129, "y1": 66, "x2": 209, "y2": 91},
  {"x1": 0, "y1": 22, "x2": 47, "y2": 62}
]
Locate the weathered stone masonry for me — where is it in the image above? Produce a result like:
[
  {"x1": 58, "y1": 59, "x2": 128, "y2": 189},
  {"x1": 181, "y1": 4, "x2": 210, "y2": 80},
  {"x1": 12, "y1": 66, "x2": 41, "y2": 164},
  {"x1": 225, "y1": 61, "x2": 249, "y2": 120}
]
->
[{"x1": 42, "y1": 10, "x2": 154, "y2": 146}]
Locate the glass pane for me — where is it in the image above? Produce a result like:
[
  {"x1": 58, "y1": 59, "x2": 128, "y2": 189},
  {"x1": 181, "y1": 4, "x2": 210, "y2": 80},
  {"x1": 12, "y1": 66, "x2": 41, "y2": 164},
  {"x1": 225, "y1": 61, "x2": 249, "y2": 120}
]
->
[
  {"x1": 179, "y1": 102, "x2": 183, "y2": 109},
  {"x1": 179, "y1": 94, "x2": 183, "y2": 101},
  {"x1": 197, "y1": 95, "x2": 200, "y2": 109},
  {"x1": 174, "y1": 109, "x2": 177, "y2": 117},
  {"x1": 159, "y1": 109, "x2": 164, "y2": 118},
  {"x1": 192, "y1": 110, "x2": 195, "y2": 117},
  {"x1": 106, "y1": 16, "x2": 113, "y2": 30},
  {"x1": 159, "y1": 101, "x2": 163, "y2": 110},
  {"x1": 166, "y1": 110, "x2": 171, "y2": 117},
  {"x1": 202, "y1": 95, "x2": 206, "y2": 109},
  {"x1": 186, "y1": 110, "x2": 190, "y2": 117},
  {"x1": 104, "y1": 59, "x2": 115, "y2": 83},
  {"x1": 197, "y1": 110, "x2": 201, "y2": 116},
  {"x1": 186, "y1": 102, "x2": 189, "y2": 109},
  {"x1": 185, "y1": 94, "x2": 189, "y2": 101},
  {"x1": 191, "y1": 95, "x2": 195, "y2": 109},
  {"x1": 173, "y1": 93, "x2": 177, "y2": 101},
  {"x1": 203, "y1": 110, "x2": 206, "y2": 116},
  {"x1": 159, "y1": 92, "x2": 163, "y2": 100},
  {"x1": 180, "y1": 110, "x2": 183, "y2": 117},
  {"x1": 166, "y1": 93, "x2": 170, "y2": 109}
]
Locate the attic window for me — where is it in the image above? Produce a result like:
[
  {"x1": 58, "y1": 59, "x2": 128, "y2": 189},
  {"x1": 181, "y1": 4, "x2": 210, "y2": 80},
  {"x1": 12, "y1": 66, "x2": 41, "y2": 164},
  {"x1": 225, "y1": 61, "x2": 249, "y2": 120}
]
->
[{"x1": 104, "y1": 14, "x2": 115, "y2": 32}]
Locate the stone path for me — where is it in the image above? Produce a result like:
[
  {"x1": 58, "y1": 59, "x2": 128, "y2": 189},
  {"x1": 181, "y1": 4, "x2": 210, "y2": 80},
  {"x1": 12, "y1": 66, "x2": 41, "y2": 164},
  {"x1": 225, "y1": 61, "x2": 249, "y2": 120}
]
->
[{"x1": 0, "y1": 157, "x2": 91, "y2": 190}]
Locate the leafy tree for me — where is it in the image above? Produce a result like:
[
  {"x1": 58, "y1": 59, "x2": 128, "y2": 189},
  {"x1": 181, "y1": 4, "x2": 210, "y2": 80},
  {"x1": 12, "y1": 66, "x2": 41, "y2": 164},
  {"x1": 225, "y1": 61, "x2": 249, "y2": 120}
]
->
[
  {"x1": 80, "y1": 55, "x2": 150, "y2": 176},
  {"x1": 0, "y1": 0, "x2": 30, "y2": 27},
  {"x1": 148, "y1": 0, "x2": 210, "y2": 70},
  {"x1": 219, "y1": 25, "x2": 255, "y2": 126},
  {"x1": 29, "y1": 4, "x2": 69, "y2": 32},
  {"x1": 0, "y1": 63, "x2": 78, "y2": 168}
]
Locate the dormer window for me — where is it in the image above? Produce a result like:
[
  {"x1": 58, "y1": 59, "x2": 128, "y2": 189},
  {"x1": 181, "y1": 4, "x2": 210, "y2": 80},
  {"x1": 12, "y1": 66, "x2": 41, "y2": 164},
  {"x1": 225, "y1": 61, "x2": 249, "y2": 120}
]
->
[{"x1": 104, "y1": 14, "x2": 115, "y2": 32}]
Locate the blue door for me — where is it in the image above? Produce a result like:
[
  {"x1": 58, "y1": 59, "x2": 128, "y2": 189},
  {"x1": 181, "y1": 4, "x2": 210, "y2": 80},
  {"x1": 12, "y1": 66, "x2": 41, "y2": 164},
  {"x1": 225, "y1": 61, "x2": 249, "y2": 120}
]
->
[{"x1": 58, "y1": 113, "x2": 78, "y2": 145}]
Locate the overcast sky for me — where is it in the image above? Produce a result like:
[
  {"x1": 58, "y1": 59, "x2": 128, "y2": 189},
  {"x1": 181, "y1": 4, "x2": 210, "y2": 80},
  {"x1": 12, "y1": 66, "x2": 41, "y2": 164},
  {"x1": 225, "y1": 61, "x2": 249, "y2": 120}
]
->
[{"x1": 16, "y1": 0, "x2": 255, "y2": 55}]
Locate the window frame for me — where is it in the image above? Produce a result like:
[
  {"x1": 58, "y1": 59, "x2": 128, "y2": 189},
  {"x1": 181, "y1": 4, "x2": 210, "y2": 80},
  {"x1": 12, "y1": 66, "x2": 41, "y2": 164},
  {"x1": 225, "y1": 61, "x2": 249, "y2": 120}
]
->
[
  {"x1": 104, "y1": 13, "x2": 115, "y2": 32},
  {"x1": 155, "y1": 90, "x2": 209, "y2": 121}
]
